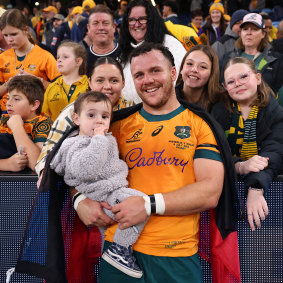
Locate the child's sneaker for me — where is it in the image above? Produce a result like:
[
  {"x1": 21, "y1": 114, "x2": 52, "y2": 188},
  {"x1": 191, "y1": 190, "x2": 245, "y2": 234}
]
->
[{"x1": 102, "y1": 242, "x2": 143, "y2": 278}]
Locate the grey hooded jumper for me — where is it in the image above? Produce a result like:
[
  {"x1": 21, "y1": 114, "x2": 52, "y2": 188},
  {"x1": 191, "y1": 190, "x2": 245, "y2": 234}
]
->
[{"x1": 50, "y1": 132, "x2": 147, "y2": 247}]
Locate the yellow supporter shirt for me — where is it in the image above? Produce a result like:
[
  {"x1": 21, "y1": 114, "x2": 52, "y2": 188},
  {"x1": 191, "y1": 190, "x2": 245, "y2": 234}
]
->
[
  {"x1": 42, "y1": 75, "x2": 89, "y2": 121},
  {"x1": 105, "y1": 105, "x2": 222, "y2": 257}
]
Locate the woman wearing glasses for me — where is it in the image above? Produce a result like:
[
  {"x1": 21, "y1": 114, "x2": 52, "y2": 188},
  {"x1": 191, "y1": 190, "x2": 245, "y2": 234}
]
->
[
  {"x1": 211, "y1": 57, "x2": 283, "y2": 231},
  {"x1": 118, "y1": 0, "x2": 186, "y2": 103}
]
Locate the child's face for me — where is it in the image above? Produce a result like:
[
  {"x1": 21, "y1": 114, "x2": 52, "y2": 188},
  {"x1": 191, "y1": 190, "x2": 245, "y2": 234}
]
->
[
  {"x1": 224, "y1": 63, "x2": 261, "y2": 106},
  {"x1": 56, "y1": 46, "x2": 81, "y2": 75},
  {"x1": 73, "y1": 100, "x2": 112, "y2": 137},
  {"x1": 6, "y1": 89, "x2": 38, "y2": 120},
  {"x1": 1, "y1": 25, "x2": 28, "y2": 50}
]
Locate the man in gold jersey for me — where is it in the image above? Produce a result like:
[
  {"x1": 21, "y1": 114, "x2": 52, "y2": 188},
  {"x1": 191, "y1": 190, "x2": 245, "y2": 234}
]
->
[
  {"x1": 74, "y1": 42, "x2": 240, "y2": 282},
  {"x1": 15, "y1": 42, "x2": 240, "y2": 282}
]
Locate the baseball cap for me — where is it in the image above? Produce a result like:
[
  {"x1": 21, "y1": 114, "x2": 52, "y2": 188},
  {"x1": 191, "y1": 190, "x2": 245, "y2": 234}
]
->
[
  {"x1": 42, "y1": 6, "x2": 58, "y2": 14},
  {"x1": 82, "y1": 0, "x2": 96, "y2": 10},
  {"x1": 121, "y1": 1, "x2": 128, "y2": 5},
  {"x1": 53, "y1": 14, "x2": 65, "y2": 21},
  {"x1": 240, "y1": 13, "x2": 265, "y2": 29},
  {"x1": 71, "y1": 6, "x2": 83, "y2": 15},
  {"x1": 230, "y1": 9, "x2": 249, "y2": 28}
]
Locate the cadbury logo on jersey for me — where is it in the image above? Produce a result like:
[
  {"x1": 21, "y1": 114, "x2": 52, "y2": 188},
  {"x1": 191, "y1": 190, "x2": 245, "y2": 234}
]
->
[
  {"x1": 174, "y1": 126, "x2": 191, "y2": 139},
  {"x1": 125, "y1": 148, "x2": 189, "y2": 173},
  {"x1": 152, "y1": 125, "x2": 163, "y2": 137},
  {"x1": 126, "y1": 129, "x2": 143, "y2": 143}
]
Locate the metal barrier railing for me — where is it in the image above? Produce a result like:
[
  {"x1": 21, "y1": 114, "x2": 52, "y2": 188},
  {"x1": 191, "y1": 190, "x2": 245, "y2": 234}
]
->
[{"x1": 0, "y1": 172, "x2": 282, "y2": 282}]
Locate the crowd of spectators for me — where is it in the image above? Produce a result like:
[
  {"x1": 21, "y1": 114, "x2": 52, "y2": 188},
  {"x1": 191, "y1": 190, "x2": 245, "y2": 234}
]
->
[{"x1": 0, "y1": 0, "x2": 282, "y2": 282}]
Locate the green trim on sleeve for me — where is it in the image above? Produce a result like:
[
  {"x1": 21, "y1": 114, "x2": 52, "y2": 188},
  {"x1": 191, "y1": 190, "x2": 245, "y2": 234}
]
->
[{"x1": 194, "y1": 149, "x2": 222, "y2": 162}]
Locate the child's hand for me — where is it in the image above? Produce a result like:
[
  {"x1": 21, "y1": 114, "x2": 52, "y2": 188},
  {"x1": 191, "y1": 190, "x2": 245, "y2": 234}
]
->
[
  {"x1": 240, "y1": 155, "x2": 269, "y2": 175},
  {"x1": 7, "y1": 152, "x2": 28, "y2": 172},
  {"x1": 93, "y1": 126, "x2": 108, "y2": 136},
  {"x1": 7, "y1": 115, "x2": 24, "y2": 131},
  {"x1": 246, "y1": 188, "x2": 269, "y2": 231}
]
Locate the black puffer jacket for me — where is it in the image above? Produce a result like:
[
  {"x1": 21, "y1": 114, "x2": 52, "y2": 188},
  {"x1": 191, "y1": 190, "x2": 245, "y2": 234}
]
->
[{"x1": 211, "y1": 95, "x2": 283, "y2": 194}]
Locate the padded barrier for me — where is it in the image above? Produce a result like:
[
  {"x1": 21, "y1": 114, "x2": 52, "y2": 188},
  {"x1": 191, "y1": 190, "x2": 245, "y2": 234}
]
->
[{"x1": 0, "y1": 172, "x2": 282, "y2": 282}]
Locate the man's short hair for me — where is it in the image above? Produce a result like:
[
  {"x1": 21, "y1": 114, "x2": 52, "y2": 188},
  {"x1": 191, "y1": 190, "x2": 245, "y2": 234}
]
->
[
  {"x1": 88, "y1": 4, "x2": 114, "y2": 22},
  {"x1": 163, "y1": 1, "x2": 179, "y2": 14},
  {"x1": 74, "y1": 91, "x2": 112, "y2": 115},
  {"x1": 191, "y1": 8, "x2": 203, "y2": 19},
  {"x1": 129, "y1": 42, "x2": 175, "y2": 67},
  {"x1": 6, "y1": 75, "x2": 44, "y2": 115}
]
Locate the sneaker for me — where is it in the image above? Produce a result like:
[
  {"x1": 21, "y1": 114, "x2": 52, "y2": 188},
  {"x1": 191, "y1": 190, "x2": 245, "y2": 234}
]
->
[{"x1": 102, "y1": 243, "x2": 143, "y2": 278}]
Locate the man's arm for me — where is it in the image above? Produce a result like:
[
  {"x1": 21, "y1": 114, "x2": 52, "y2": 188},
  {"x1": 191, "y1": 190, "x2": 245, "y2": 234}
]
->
[{"x1": 113, "y1": 158, "x2": 224, "y2": 229}]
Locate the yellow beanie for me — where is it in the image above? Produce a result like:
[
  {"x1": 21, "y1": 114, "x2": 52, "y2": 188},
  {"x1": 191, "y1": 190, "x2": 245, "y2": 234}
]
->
[{"x1": 209, "y1": 1, "x2": 224, "y2": 15}]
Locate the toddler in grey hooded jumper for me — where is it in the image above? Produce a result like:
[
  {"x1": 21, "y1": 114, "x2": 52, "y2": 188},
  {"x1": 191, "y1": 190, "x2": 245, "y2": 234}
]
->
[{"x1": 50, "y1": 91, "x2": 147, "y2": 278}]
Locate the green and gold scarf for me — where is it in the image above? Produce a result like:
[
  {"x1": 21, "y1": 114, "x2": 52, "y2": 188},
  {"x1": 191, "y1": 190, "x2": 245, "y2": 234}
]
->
[{"x1": 227, "y1": 103, "x2": 259, "y2": 161}]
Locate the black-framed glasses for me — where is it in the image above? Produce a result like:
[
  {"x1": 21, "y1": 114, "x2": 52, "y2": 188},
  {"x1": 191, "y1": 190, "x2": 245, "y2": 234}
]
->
[
  {"x1": 128, "y1": 16, "x2": 148, "y2": 26},
  {"x1": 222, "y1": 71, "x2": 251, "y2": 90}
]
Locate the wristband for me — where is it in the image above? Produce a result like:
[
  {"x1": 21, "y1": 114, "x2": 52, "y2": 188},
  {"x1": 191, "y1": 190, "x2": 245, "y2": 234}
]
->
[
  {"x1": 154, "y1": 193, "x2": 165, "y2": 215},
  {"x1": 72, "y1": 192, "x2": 81, "y2": 206},
  {"x1": 149, "y1": 194, "x2": 156, "y2": 214},
  {"x1": 72, "y1": 192, "x2": 86, "y2": 211},
  {"x1": 143, "y1": 195, "x2": 151, "y2": 216}
]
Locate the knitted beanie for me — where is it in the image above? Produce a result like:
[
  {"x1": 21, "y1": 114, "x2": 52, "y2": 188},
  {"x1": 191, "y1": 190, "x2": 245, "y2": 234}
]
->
[
  {"x1": 209, "y1": 1, "x2": 224, "y2": 15},
  {"x1": 230, "y1": 9, "x2": 249, "y2": 28}
]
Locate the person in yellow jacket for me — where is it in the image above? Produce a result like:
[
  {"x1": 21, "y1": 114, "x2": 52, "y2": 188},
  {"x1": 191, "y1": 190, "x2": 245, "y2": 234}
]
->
[
  {"x1": 42, "y1": 41, "x2": 89, "y2": 121},
  {"x1": 165, "y1": 20, "x2": 201, "y2": 50}
]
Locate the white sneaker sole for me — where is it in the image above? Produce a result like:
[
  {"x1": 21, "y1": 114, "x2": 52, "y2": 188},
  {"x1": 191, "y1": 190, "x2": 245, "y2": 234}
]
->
[{"x1": 102, "y1": 252, "x2": 143, "y2": 278}]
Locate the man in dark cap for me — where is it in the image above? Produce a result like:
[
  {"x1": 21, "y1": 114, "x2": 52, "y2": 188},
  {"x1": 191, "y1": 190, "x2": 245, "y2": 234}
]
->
[{"x1": 212, "y1": 9, "x2": 249, "y2": 58}]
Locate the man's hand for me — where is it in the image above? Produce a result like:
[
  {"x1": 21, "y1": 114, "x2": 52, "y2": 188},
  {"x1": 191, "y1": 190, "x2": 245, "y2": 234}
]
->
[
  {"x1": 76, "y1": 198, "x2": 115, "y2": 227},
  {"x1": 112, "y1": 196, "x2": 147, "y2": 230},
  {"x1": 246, "y1": 188, "x2": 269, "y2": 231},
  {"x1": 7, "y1": 152, "x2": 28, "y2": 171},
  {"x1": 7, "y1": 115, "x2": 24, "y2": 132}
]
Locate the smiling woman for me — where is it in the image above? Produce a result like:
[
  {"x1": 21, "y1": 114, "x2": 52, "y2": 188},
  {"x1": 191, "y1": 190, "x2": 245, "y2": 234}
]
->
[
  {"x1": 175, "y1": 45, "x2": 225, "y2": 112},
  {"x1": 118, "y1": 0, "x2": 186, "y2": 104}
]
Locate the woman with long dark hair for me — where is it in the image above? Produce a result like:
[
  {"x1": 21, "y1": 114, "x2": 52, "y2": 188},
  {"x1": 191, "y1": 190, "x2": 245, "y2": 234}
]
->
[{"x1": 118, "y1": 0, "x2": 186, "y2": 103}]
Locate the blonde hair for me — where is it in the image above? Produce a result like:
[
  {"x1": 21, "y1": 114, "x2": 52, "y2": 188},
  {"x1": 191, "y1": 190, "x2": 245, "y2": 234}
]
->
[
  {"x1": 223, "y1": 57, "x2": 274, "y2": 110},
  {"x1": 57, "y1": 41, "x2": 87, "y2": 75}
]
